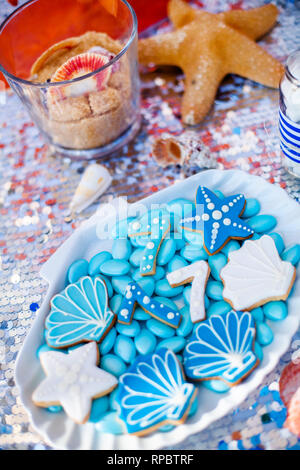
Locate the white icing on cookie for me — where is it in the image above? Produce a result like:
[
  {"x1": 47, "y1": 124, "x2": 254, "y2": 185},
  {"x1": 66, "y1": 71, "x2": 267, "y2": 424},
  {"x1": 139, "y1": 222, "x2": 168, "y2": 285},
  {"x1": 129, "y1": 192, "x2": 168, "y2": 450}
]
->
[
  {"x1": 167, "y1": 260, "x2": 210, "y2": 323},
  {"x1": 220, "y1": 235, "x2": 296, "y2": 311},
  {"x1": 32, "y1": 342, "x2": 117, "y2": 423}
]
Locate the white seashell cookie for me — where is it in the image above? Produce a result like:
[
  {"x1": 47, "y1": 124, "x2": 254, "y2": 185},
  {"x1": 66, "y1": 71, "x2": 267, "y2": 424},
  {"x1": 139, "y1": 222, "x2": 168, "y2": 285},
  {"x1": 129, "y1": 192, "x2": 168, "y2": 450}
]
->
[{"x1": 220, "y1": 235, "x2": 296, "y2": 311}]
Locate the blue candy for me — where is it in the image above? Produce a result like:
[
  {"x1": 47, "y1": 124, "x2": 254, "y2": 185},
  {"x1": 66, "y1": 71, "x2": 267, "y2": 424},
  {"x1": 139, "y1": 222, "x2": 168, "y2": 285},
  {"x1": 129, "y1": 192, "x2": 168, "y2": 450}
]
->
[
  {"x1": 254, "y1": 341, "x2": 263, "y2": 362},
  {"x1": 114, "y1": 335, "x2": 136, "y2": 363},
  {"x1": 159, "y1": 336, "x2": 186, "y2": 353},
  {"x1": 47, "y1": 405, "x2": 63, "y2": 413},
  {"x1": 269, "y1": 232, "x2": 285, "y2": 255},
  {"x1": 111, "y1": 275, "x2": 132, "y2": 295},
  {"x1": 109, "y1": 294, "x2": 123, "y2": 314},
  {"x1": 206, "y1": 300, "x2": 232, "y2": 318},
  {"x1": 135, "y1": 328, "x2": 157, "y2": 355},
  {"x1": 155, "y1": 278, "x2": 183, "y2": 297},
  {"x1": 180, "y1": 244, "x2": 208, "y2": 262},
  {"x1": 251, "y1": 307, "x2": 264, "y2": 324},
  {"x1": 263, "y1": 301, "x2": 287, "y2": 322},
  {"x1": 89, "y1": 396, "x2": 109, "y2": 423},
  {"x1": 157, "y1": 238, "x2": 177, "y2": 266},
  {"x1": 153, "y1": 266, "x2": 165, "y2": 281},
  {"x1": 116, "y1": 320, "x2": 140, "y2": 337},
  {"x1": 256, "y1": 322, "x2": 273, "y2": 346},
  {"x1": 100, "y1": 259, "x2": 130, "y2": 276},
  {"x1": 221, "y1": 240, "x2": 240, "y2": 258},
  {"x1": 112, "y1": 239, "x2": 132, "y2": 260},
  {"x1": 282, "y1": 244, "x2": 300, "y2": 266},
  {"x1": 247, "y1": 214, "x2": 277, "y2": 233},
  {"x1": 99, "y1": 327, "x2": 117, "y2": 355},
  {"x1": 183, "y1": 286, "x2": 191, "y2": 305},
  {"x1": 166, "y1": 198, "x2": 194, "y2": 231},
  {"x1": 101, "y1": 354, "x2": 127, "y2": 377},
  {"x1": 146, "y1": 318, "x2": 175, "y2": 338},
  {"x1": 95, "y1": 411, "x2": 124, "y2": 434},
  {"x1": 202, "y1": 380, "x2": 230, "y2": 394},
  {"x1": 98, "y1": 274, "x2": 113, "y2": 297},
  {"x1": 67, "y1": 259, "x2": 89, "y2": 284},
  {"x1": 206, "y1": 280, "x2": 224, "y2": 301},
  {"x1": 167, "y1": 255, "x2": 188, "y2": 273},
  {"x1": 176, "y1": 306, "x2": 193, "y2": 337},
  {"x1": 136, "y1": 277, "x2": 155, "y2": 297},
  {"x1": 133, "y1": 307, "x2": 151, "y2": 321},
  {"x1": 88, "y1": 251, "x2": 112, "y2": 276},
  {"x1": 182, "y1": 230, "x2": 203, "y2": 247},
  {"x1": 208, "y1": 252, "x2": 227, "y2": 281},
  {"x1": 242, "y1": 198, "x2": 261, "y2": 218},
  {"x1": 129, "y1": 248, "x2": 144, "y2": 267}
]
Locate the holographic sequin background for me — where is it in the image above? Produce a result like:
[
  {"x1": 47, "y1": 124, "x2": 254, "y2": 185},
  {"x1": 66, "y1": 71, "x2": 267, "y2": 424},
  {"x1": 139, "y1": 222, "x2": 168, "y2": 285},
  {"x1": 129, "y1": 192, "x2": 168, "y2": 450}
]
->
[{"x1": 1, "y1": 0, "x2": 300, "y2": 450}]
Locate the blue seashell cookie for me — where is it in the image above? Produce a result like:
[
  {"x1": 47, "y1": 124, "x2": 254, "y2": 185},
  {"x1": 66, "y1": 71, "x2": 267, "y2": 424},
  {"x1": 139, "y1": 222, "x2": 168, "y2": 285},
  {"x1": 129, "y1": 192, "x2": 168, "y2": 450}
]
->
[
  {"x1": 183, "y1": 310, "x2": 259, "y2": 386},
  {"x1": 117, "y1": 348, "x2": 197, "y2": 435},
  {"x1": 45, "y1": 276, "x2": 116, "y2": 348}
]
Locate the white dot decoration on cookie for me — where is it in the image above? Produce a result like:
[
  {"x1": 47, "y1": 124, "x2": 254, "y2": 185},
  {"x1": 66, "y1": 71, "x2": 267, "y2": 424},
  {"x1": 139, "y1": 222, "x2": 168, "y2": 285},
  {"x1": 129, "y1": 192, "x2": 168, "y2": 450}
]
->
[
  {"x1": 128, "y1": 209, "x2": 171, "y2": 276},
  {"x1": 117, "y1": 281, "x2": 182, "y2": 328},
  {"x1": 32, "y1": 342, "x2": 117, "y2": 424},
  {"x1": 180, "y1": 186, "x2": 254, "y2": 254}
]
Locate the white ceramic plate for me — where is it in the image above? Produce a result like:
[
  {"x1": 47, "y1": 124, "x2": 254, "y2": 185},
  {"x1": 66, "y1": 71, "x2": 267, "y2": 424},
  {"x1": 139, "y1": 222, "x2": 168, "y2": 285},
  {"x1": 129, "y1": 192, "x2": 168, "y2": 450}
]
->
[{"x1": 15, "y1": 169, "x2": 300, "y2": 450}]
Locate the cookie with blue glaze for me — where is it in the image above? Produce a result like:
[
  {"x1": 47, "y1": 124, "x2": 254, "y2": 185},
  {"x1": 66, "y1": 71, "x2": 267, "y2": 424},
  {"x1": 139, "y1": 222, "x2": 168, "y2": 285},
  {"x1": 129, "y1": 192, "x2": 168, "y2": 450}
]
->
[
  {"x1": 128, "y1": 208, "x2": 171, "y2": 276},
  {"x1": 45, "y1": 276, "x2": 116, "y2": 348},
  {"x1": 180, "y1": 186, "x2": 254, "y2": 255},
  {"x1": 183, "y1": 310, "x2": 259, "y2": 386},
  {"x1": 117, "y1": 348, "x2": 197, "y2": 435},
  {"x1": 117, "y1": 280, "x2": 182, "y2": 328}
]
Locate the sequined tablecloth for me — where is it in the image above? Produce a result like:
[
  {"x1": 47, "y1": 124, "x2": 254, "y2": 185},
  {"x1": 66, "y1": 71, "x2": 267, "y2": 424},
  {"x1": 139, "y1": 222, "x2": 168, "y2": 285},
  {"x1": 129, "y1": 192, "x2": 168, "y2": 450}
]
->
[{"x1": 1, "y1": 0, "x2": 300, "y2": 451}]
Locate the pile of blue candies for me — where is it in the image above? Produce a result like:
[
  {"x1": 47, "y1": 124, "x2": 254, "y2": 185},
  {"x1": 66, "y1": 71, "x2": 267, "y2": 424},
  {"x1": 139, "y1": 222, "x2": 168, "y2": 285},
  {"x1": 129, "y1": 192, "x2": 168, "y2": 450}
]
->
[{"x1": 36, "y1": 191, "x2": 300, "y2": 435}]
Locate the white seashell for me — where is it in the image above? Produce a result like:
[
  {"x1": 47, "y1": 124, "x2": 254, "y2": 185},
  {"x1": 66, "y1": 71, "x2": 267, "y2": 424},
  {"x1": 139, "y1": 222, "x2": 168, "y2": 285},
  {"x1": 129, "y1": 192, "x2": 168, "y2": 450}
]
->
[
  {"x1": 69, "y1": 164, "x2": 112, "y2": 214},
  {"x1": 221, "y1": 235, "x2": 296, "y2": 311}
]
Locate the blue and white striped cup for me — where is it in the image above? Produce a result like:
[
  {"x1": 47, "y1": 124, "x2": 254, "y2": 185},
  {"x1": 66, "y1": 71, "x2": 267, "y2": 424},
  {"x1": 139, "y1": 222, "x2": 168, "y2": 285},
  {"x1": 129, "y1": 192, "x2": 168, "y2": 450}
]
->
[{"x1": 279, "y1": 108, "x2": 300, "y2": 165}]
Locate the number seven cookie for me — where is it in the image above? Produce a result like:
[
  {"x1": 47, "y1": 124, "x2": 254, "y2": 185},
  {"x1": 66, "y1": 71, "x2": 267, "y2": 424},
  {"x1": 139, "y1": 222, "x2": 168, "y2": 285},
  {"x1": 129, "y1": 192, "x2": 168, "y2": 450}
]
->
[{"x1": 180, "y1": 186, "x2": 254, "y2": 255}]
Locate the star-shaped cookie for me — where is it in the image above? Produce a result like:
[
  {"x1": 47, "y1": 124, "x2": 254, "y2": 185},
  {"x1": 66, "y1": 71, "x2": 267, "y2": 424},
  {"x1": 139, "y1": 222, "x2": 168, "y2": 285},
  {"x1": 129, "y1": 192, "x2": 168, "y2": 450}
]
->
[
  {"x1": 139, "y1": 0, "x2": 284, "y2": 125},
  {"x1": 32, "y1": 342, "x2": 117, "y2": 424},
  {"x1": 180, "y1": 186, "x2": 254, "y2": 254}
]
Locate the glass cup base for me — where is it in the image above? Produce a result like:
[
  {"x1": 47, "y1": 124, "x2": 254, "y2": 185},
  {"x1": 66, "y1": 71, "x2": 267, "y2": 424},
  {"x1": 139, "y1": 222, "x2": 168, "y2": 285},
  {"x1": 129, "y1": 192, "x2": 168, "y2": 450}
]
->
[{"x1": 48, "y1": 115, "x2": 141, "y2": 160}]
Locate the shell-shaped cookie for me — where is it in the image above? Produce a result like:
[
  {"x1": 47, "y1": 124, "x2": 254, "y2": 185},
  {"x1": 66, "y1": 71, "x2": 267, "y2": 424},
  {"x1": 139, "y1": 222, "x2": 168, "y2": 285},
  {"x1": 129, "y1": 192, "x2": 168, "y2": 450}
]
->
[
  {"x1": 117, "y1": 348, "x2": 196, "y2": 435},
  {"x1": 45, "y1": 276, "x2": 116, "y2": 348},
  {"x1": 221, "y1": 235, "x2": 296, "y2": 311},
  {"x1": 183, "y1": 310, "x2": 258, "y2": 385}
]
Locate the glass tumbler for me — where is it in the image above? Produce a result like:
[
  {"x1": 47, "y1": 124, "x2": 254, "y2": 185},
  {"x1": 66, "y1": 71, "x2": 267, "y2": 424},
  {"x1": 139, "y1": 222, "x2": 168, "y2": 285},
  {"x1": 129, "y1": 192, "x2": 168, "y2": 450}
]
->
[
  {"x1": 279, "y1": 49, "x2": 300, "y2": 178},
  {"x1": 0, "y1": 0, "x2": 140, "y2": 160}
]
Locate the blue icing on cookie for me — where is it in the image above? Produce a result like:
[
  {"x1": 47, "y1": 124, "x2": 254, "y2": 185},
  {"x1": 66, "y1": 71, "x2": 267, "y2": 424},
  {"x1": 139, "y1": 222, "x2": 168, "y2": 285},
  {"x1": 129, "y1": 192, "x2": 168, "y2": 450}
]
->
[
  {"x1": 183, "y1": 310, "x2": 258, "y2": 385},
  {"x1": 128, "y1": 209, "x2": 171, "y2": 276},
  {"x1": 117, "y1": 348, "x2": 197, "y2": 435},
  {"x1": 45, "y1": 276, "x2": 116, "y2": 348},
  {"x1": 180, "y1": 186, "x2": 254, "y2": 255},
  {"x1": 117, "y1": 280, "x2": 182, "y2": 328}
]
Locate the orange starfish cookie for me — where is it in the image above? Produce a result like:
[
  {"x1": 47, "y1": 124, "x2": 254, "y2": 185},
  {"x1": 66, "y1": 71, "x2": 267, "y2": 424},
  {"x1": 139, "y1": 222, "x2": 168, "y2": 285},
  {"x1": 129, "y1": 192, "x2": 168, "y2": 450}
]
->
[{"x1": 139, "y1": 0, "x2": 284, "y2": 125}]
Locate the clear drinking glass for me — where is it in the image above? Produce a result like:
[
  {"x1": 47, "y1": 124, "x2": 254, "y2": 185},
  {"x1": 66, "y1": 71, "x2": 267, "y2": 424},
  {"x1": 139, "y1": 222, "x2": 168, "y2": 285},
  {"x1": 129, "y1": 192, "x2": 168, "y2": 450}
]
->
[
  {"x1": 0, "y1": 0, "x2": 140, "y2": 160},
  {"x1": 279, "y1": 49, "x2": 300, "y2": 178}
]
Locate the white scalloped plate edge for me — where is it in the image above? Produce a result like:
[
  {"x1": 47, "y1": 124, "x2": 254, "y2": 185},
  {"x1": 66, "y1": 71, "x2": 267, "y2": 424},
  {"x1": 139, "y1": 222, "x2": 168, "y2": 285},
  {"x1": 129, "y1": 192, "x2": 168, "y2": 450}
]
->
[{"x1": 14, "y1": 169, "x2": 300, "y2": 450}]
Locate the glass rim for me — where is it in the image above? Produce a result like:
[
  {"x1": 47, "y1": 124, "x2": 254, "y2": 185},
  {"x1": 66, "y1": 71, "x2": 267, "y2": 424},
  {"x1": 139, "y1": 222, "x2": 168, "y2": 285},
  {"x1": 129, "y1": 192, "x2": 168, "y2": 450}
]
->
[
  {"x1": 285, "y1": 49, "x2": 300, "y2": 86},
  {"x1": 0, "y1": 0, "x2": 138, "y2": 88}
]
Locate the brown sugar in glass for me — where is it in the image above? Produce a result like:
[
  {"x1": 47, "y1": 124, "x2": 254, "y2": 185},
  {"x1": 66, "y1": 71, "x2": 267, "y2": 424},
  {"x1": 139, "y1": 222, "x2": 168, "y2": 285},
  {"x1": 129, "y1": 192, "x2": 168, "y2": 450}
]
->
[{"x1": 0, "y1": 0, "x2": 140, "y2": 160}]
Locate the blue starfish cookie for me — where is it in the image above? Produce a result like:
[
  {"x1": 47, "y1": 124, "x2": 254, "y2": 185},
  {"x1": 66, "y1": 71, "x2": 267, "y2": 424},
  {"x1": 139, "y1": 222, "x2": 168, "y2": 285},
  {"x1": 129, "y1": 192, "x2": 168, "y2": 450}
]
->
[
  {"x1": 180, "y1": 186, "x2": 254, "y2": 255},
  {"x1": 183, "y1": 310, "x2": 259, "y2": 386},
  {"x1": 117, "y1": 348, "x2": 197, "y2": 435}
]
